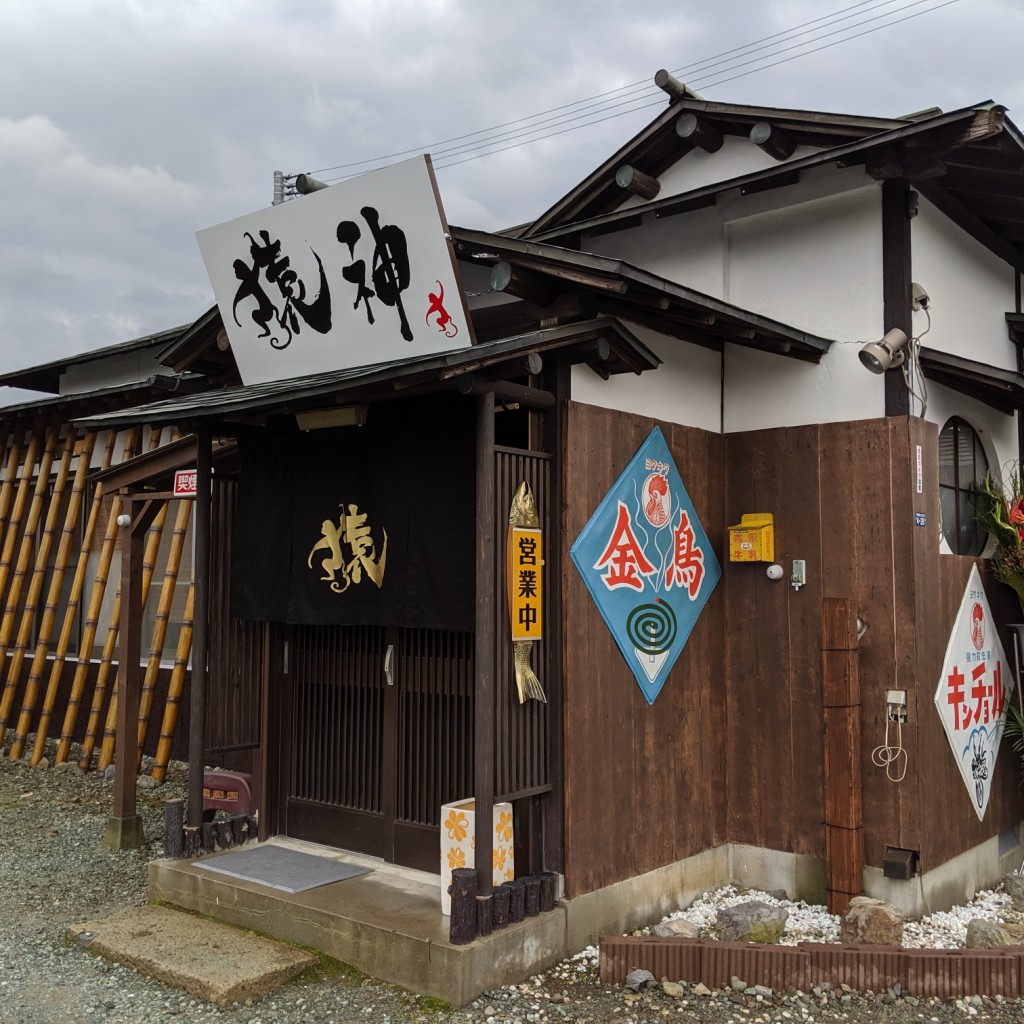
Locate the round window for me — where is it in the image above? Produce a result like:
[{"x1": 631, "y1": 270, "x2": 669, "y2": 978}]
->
[{"x1": 938, "y1": 417, "x2": 989, "y2": 556}]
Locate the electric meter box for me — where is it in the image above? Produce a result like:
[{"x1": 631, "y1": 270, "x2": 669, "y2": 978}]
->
[{"x1": 728, "y1": 513, "x2": 775, "y2": 562}]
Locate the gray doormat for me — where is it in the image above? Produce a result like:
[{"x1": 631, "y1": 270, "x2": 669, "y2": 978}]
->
[{"x1": 197, "y1": 845, "x2": 371, "y2": 893}]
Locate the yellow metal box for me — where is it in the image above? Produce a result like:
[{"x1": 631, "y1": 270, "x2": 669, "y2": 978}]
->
[{"x1": 728, "y1": 513, "x2": 775, "y2": 562}]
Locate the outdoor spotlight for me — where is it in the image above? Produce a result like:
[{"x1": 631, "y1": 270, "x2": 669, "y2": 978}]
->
[
  {"x1": 116, "y1": 513, "x2": 131, "y2": 528},
  {"x1": 859, "y1": 328, "x2": 909, "y2": 374}
]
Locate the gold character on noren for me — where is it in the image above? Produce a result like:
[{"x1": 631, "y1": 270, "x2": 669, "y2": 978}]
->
[{"x1": 307, "y1": 503, "x2": 387, "y2": 593}]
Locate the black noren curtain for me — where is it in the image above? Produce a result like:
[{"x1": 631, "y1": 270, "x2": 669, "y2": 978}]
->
[{"x1": 231, "y1": 417, "x2": 475, "y2": 631}]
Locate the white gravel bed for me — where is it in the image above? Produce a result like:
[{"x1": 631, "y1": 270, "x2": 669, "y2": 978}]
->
[{"x1": 648, "y1": 882, "x2": 1020, "y2": 949}]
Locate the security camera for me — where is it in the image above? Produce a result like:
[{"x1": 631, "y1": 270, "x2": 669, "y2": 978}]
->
[
  {"x1": 859, "y1": 328, "x2": 909, "y2": 374},
  {"x1": 912, "y1": 283, "x2": 929, "y2": 311}
]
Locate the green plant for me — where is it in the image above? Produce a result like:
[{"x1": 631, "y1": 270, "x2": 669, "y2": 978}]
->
[{"x1": 970, "y1": 465, "x2": 1024, "y2": 610}]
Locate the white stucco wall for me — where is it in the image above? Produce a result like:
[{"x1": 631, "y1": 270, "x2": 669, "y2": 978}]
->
[
  {"x1": 570, "y1": 326, "x2": 722, "y2": 432},
  {"x1": 618, "y1": 137, "x2": 823, "y2": 212},
  {"x1": 911, "y1": 196, "x2": 1017, "y2": 370},
  {"x1": 582, "y1": 171, "x2": 885, "y2": 433},
  {"x1": 723, "y1": 185, "x2": 885, "y2": 431}
]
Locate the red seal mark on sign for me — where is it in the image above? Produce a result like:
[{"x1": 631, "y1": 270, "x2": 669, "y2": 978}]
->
[{"x1": 971, "y1": 602, "x2": 985, "y2": 651}]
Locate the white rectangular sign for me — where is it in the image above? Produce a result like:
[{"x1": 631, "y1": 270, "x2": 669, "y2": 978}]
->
[
  {"x1": 934, "y1": 565, "x2": 1013, "y2": 820},
  {"x1": 197, "y1": 156, "x2": 473, "y2": 386},
  {"x1": 173, "y1": 468, "x2": 197, "y2": 498}
]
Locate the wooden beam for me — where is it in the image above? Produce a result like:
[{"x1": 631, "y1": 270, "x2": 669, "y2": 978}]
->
[
  {"x1": 615, "y1": 165, "x2": 660, "y2": 200},
  {"x1": 916, "y1": 180, "x2": 1024, "y2": 273},
  {"x1": 654, "y1": 68, "x2": 698, "y2": 101},
  {"x1": 750, "y1": 121, "x2": 795, "y2": 161},
  {"x1": 474, "y1": 392, "x2": 496, "y2": 898},
  {"x1": 882, "y1": 180, "x2": 912, "y2": 416},
  {"x1": 490, "y1": 262, "x2": 559, "y2": 307},
  {"x1": 187, "y1": 428, "x2": 212, "y2": 828},
  {"x1": 105, "y1": 497, "x2": 161, "y2": 850},
  {"x1": 676, "y1": 113, "x2": 723, "y2": 153},
  {"x1": 456, "y1": 375, "x2": 556, "y2": 409}
]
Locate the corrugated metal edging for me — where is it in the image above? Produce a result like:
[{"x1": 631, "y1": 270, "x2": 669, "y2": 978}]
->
[
  {"x1": 599, "y1": 937, "x2": 702, "y2": 984},
  {"x1": 904, "y1": 949, "x2": 1023, "y2": 999},
  {"x1": 701, "y1": 942, "x2": 811, "y2": 991},
  {"x1": 601, "y1": 937, "x2": 1024, "y2": 998},
  {"x1": 801, "y1": 942, "x2": 905, "y2": 991}
]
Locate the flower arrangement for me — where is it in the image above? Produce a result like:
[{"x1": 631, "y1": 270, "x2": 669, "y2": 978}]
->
[
  {"x1": 970, "y1": 465, "x2": 1024, "y2": 610},
  {"x1": 970, "y1": 465, "x2": 1024, "y2": 772}
]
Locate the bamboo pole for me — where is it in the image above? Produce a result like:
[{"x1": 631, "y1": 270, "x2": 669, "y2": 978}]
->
[
  {"x1": 75, "y1": 427, "x2": 165, "y2": 770},
  {"x1": 93, "y1": 502, "x2": 169, "y2": 771},
  {"x1": 0, "y1": 428, "x2": 59, "y2": 736},
  {"x1": 34, "y1": 430, "x2": 117, "y2": 764},
  {"x1": 10, "y1": 431, "x2": 98, "y2": 759},
  {"x1": 151, "y1": 583, "x2": 194, "y2": 783},
  {"x1": 0, "y1": 430, "x2": 41, "y2": 616},
  {"x1": 135, "y1": 497, "x2": 192, "y2": 769},
  {"x1": 88, "y1": 426, "x2": 177, "y2": 772},
  {"x1": 0, "y1": 434, "x2": 23, "y2": 534},
  {"x1": 1, "y1": 427, "x2": 78, "y2": 750},
  {"x1": 55, "y1": 428, "x2": 139, "y2": 764}
]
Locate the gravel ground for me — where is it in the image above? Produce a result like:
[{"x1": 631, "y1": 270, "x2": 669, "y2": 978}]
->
[{"x1": 3, "y1": 751, "x2": 1024, "y2": 1024}]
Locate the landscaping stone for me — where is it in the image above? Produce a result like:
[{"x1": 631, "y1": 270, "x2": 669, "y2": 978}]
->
[
  {"x1": 715, "y1": 900, "x2": 788, "y2": 943},
  {"x1": 840, "y1": 896, "x2": 905, "y2": 946},
  {"x1": 965, "y1": 918, "x2": 1014, "y2": 948}
]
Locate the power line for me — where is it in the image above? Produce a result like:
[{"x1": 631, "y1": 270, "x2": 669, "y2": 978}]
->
[
  {"x1": 294, "y1": 0, "x2": 960, "y2": 188},
  {"x1": 424, "y1": 0, "x2": 959, "y2": 174},
  {"x1": 307, "y1": 0, "x2": 906, "y2": 177}
]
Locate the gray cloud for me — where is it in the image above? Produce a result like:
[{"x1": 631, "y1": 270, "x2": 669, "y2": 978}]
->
[{"x1": 0, "y1": 0, "x2": 1019, "y2": 374}]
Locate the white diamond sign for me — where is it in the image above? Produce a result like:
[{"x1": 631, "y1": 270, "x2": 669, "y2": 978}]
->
[{"x1": 934, "y1": 565, "x2": 1013, "y2": 821}]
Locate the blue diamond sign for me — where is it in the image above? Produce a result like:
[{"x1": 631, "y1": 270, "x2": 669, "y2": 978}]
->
[{"x1": 570, "y1": 427, "x2": 721, "y2": 704}]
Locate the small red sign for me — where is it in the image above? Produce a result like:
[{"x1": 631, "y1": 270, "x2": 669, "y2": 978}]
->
[{"x1": 173, "y1": 469, "x2": 198, "y2": 498}]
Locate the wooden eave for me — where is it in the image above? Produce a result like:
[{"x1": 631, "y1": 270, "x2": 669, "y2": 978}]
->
[
  {"x1": 524, "y1": 98, "x2": 911, "y2": 237},
  {"x1": 0, "y1": 325, "x2": 187, "y2": 394},
  {"x1": 526, "y1": 104, "x2": 1024, "y2": 277},
  {"x1": 0, "y1": 378, "x2": 201, "y2": 427},
  {"x1": 918, "y1": 346, "x2": 1024, "y2": 415},
  {"x1": 74, "y1": 317, "x2": 661, "y2": 432},
  {"x1": 453, "y1": 226, "x2": 833, "y2": 362},
  {"x1": 92, "y1": 433, "x2": 237, "y2": 493},
  {"x1": 158, "y1": 305, "x2": 241, "y2": 382}
]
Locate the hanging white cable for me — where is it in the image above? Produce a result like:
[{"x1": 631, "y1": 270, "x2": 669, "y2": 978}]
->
[
  {"x1": 903, "y1": 305, "x2": 931, "y2": 418},
  {"x1": 872, "y1": 717, "x2": 908, "y2": 782}
]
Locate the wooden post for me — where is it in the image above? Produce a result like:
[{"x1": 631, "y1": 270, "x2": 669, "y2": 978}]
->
[
  {"x1": 882, "y1": 179, "x2": 912, "y2": 417},
  {"x1": 104, "y1": 499, "x2": 158, "y2": 850},
  {"x1": 474, "y1": 393, "x2": 496, "y2": 897},
  {"x1": 821, "y1": 597, "x2": 864, "y2": 914},
  {"x1": 188, "y1": 427, "x2": 212, "y2": 828},
  {"x1": 449, "y1": 867, "x2": 479, "y2": 945},
  {"x1": 164, "y1": 797, "x2": 184, "y2": 859}
]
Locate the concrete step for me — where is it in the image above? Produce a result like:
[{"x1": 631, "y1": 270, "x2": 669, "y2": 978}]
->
[{"x1": 66, "y1": 904, "x2": 315, "y2": 1005}]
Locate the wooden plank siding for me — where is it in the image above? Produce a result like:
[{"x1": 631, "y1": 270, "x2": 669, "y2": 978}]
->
[
  {"x1": 563, "y1": 403, "x2": 1023, "y2": 899},
  {"x1": 561, "y1": 403, "x2": 725, "y2": 897}
]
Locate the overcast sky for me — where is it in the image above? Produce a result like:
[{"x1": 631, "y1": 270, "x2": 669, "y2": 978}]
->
[{"x1": 1, "y1": 0, "x2": 1021, "y2": 383}]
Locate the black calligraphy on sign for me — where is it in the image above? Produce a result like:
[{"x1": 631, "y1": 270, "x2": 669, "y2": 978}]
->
[
  {"x1": 231, "y1": 230, "x2": 332, "y2": 350},
  {"x1": 336, "y1": 207, "x2": 413, "y2": 341}
]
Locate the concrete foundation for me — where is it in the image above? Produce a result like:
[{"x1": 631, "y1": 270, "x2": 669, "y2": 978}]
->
[
  {"x1": 104, "y1": 814, "x2": 145, "y2": 851},
  {"x1": 150, "y1": 829, "x2": 1024, "y2": 1005},
  {"x1": 864, "y1": 821, "x2": 1024, "y2": 917}
]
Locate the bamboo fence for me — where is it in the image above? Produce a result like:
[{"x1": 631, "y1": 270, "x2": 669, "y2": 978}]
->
[{"x1": 0, "y1": 423, "x2": 199, "y2": 779}]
